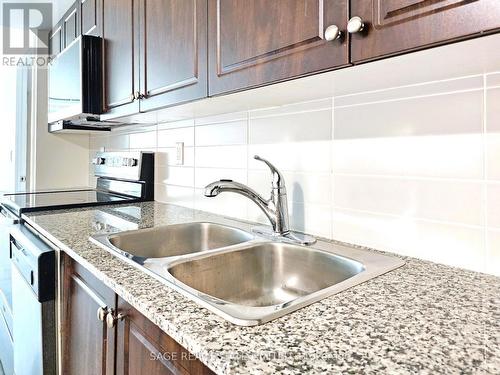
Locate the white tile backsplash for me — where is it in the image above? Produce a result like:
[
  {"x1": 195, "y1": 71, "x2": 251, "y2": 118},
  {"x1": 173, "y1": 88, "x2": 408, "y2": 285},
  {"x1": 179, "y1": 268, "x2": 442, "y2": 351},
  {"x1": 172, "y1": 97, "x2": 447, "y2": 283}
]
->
[
  {"x1": 249, "y1": 141, "x2": 331, "y2": 173},
  {"x1": 154, "y1": 184, "x2": 195, "y2": 209},
  {"x1": 195, "y1": 145, "x2": 248, "y2": 169},
  {"x1": 487, "y1": 182, "x2": 500, "y2": 229},
  {"x1": 157, "y1": 126, "x2": 194, "y2": 147},
  {"x1": 487, "y1": 229, "x2": 500, "y2": 276},
  {"x1": 487, "y1": 72, "x2": 500, "y2": 88},
  {"x1": 334, "y1": 75, "x2": 483, "y2": 107},
  {"x1": 89, "y1": 68, "x2": 500, "y2": 276},
  {"x1": 194, "y1": 167, "x2": 247, "y2": 189},
  {"x1": 248, "y1": 170, "x2": 332, "y2": 206},
  {"x1": 333, "y1": 175, "x2": 484, "y2": 226},
  {"x1": 195, "y1": 121, "x2": 247, "y2": 146},
  {"x1": 155, "y1": 165, "x2": 194, "y2": 187},
  {"x1": 334, "y1": 90, "x2": 483, "y2": 138},
  {"x1": 249, "y1": 108, "x2": 332, "y2": 144},
  {"x1": 155, "y1": 147, "x2": 195, "y2": 167},
  {"x1": 333, "y1": 135, "x2": 483, "y2": 179},
  {"x1": 129, "y1": 130, "x2": 157, "y2": 149},
  {"x1": 332, "y1": 208, "x2": 486, "y2": 273}
]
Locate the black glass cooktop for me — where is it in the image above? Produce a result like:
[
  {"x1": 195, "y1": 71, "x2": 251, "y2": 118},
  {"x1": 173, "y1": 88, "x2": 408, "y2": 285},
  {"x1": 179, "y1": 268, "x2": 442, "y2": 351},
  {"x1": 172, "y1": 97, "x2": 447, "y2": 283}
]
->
[{"x1": 1, "y1": 189, "x2": 137, "y2": 216}]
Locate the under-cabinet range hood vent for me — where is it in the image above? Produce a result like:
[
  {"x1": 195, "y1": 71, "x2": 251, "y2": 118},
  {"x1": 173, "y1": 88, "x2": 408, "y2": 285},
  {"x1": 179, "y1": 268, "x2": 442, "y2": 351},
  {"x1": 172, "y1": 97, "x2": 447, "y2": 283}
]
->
[
  {"x1": 48, "y1": 35, "x2": 119, "y2": 133},
  {"x1": 48, "y1": 118, "x2": 117, "y2": 134}
]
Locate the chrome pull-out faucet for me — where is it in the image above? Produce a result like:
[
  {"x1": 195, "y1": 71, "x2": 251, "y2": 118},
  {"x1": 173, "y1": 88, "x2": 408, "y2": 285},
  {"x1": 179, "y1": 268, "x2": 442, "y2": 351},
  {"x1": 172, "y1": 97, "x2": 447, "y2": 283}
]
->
[{"x1": 204, "y1": 155, "x2": 316, "y2": 245}]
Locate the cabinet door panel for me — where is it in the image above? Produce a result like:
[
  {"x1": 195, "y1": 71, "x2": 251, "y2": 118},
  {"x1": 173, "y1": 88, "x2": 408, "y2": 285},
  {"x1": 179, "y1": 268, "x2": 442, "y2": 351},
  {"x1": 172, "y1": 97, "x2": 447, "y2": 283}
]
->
[
  {"x1": 81, "y1": 0, "x2": 103, "y2": 36},
  {"x1": 64, "y1": 6, "x2": 79, "y2": 48},
  {"x1": 351, "y1": 0, "x2": 500, "y2": 62},
  {"x1": 61, "y1": 254, "x2": 116, "y2": 375},
  {"x1": 116, "y1": 298, "x2": 214, "y2": 375},
  {"x1": 139, "y1": 0, "x2": 207, "y2": 112},
  {"x1": 49, "y1": 25, "x2": 62, "y2": 56},
  {"x1": 103, "y1": 0, "x2": 140, "y2": 114},
  {"x1": 208, "y1": 0, "x2": 349, "y2": 95}
]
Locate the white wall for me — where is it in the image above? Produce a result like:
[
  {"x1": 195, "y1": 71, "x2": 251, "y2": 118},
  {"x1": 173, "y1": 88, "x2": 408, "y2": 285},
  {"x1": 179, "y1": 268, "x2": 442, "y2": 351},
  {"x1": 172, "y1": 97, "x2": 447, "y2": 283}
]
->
[
  {"x1": 30, "y1": 65, "x2": 90, "y2": 190},
  {"x1": 0, "y1": 66, "x2": 18, "y2": 193},
  {"x1": 89, "y1": 38, "x2": 500, "y2": 277}
]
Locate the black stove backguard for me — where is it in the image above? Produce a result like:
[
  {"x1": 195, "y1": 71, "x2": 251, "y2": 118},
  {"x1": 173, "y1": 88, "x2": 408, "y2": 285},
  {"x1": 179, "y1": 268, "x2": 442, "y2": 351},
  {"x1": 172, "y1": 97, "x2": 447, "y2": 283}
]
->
[{"x1": 92, "y1": 151, "x2": 154, "y2": 201}]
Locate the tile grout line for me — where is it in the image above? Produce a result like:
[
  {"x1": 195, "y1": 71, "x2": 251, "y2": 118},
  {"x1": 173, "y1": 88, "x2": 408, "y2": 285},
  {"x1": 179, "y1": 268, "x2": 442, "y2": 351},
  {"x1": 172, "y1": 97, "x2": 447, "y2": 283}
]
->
[
  {"x1": 334, "y1": 73, "x2": 484, "y2": 99},
  {"x1": 482, "y1": 74, "x2": 489, "y2": 273},
  {"x1": 480, "y1": 73, "x2": 488, "y2": 361},
  {"x1": 330, "y1": 96, "x2": 335, "y2": 240},
  {"x1": 333, "y1": 205, "x2": 486, "y2": 231},
  {"x1": 245, "y1": 110, "x2": 250, "y2": 221},
  {"x1": 334, "y1": 87, "x2": 484, "y2": 109},
  {"x1": 332, "y1": 172, "x2": 493, "y2": 184},
  {"x1": 191, "y1": 118, "x2": 197, "y2": 208}
]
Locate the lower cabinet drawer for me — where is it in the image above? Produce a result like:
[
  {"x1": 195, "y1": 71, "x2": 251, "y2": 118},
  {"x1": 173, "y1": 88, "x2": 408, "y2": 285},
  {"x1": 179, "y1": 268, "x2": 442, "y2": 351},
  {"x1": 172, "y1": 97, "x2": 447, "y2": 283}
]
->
[{"x1": 0, "y1": 308, "x2": 13, "y2": 375}]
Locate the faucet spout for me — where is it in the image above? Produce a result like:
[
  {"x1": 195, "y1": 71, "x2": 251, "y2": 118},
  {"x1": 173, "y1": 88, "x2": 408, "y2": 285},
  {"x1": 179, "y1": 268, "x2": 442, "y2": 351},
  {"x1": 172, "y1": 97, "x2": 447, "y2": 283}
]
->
[
  {"x1": 203, "y1": 156, "x2": 315, "y2": 245},
  {"x1": 204, "y1": 179, "x2": 279, "y2": 231}
]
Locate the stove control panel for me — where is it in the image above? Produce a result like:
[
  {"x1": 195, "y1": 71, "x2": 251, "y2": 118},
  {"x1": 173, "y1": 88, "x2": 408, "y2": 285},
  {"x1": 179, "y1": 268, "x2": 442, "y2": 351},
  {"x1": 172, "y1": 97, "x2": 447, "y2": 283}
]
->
[
  {"x1": 93, "y1": 151, "x2": 153, "y2": 182},
  {"x1": 92, "y1": 157, "x2": 106, "y2": 165}
]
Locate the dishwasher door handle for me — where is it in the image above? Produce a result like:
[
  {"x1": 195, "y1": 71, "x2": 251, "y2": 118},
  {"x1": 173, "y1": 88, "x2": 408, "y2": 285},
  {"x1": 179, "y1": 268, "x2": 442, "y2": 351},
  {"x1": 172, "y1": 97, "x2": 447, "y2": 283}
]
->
[
  {"x1": 10, "y1": 241, "x2": 35, "y2": 287},
  {"x1": 0, "y1": 210, "x2": 18, "y2": 225}
]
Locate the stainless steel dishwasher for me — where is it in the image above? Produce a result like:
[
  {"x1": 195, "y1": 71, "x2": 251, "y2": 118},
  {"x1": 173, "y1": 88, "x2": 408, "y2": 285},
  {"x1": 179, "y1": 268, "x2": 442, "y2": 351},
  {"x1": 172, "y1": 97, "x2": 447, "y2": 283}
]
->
[
  {"x1": 10, "y1": 225, "x2": 56, "y2": 375},
  {"x1": 0, "y1": 205, "x2": 17, "y2": 375}
]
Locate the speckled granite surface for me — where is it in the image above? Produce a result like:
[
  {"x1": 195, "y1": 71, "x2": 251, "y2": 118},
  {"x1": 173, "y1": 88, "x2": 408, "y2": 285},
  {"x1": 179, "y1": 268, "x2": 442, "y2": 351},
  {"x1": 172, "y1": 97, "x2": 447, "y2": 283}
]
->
[{"x1": 23, "y1": 202, "x2": 500, "y2": 374}]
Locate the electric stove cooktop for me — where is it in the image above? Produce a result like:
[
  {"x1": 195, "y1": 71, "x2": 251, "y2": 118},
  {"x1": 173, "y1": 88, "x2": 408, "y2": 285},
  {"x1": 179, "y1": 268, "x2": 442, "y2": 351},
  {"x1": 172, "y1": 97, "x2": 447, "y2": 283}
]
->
[
  {"x1": 0, "y1": 151, "x2": 155, "y2": 218},
  {"x1": 1, "y1": 189, "x2": 138, "y2": 217}
]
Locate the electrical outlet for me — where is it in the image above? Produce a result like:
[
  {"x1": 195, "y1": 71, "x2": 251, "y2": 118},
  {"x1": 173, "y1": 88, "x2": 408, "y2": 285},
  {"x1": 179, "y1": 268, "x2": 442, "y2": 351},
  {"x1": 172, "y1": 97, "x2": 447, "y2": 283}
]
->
[{"x1": 176, "y1": 142, "x2": 184, "y2": 165}]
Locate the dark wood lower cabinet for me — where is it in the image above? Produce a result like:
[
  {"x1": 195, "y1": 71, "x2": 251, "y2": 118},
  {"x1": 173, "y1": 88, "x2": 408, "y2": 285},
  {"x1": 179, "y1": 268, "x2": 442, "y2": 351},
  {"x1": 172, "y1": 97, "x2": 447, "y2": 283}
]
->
[
  {"x1": 61, "y1": 253, "x2": 214, "y2": 375},
  {"x1": 61, "y1": 253, "x2": 116, "y2": 375},
  {"x1": 115, "y1": 298, "x2": 214, "y2": 375}
]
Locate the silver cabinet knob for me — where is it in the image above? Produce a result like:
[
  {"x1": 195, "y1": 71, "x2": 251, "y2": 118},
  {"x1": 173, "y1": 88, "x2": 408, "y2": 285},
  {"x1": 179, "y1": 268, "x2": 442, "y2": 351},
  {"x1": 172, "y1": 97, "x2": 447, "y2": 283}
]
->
[
  {"x1": 97, "y1": 306, "x2": 108, "y2": 321},
  {"x1": 324, "y1": 24, "x2": 342, "y2": 41},
  {"x1": 347, "y1": 16, "x2": 365, "y2": 34},
  {"x1": 106, "y1": 310, "x2": 125, "y2": 329}
]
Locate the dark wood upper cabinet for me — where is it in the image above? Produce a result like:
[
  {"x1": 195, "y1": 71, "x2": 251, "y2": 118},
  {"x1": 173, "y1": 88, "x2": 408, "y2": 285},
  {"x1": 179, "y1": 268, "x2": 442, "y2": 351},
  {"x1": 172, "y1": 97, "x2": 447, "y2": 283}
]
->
[
  {"x1": 50, "y1": 0, "x2": 500, "y2": 112},
  {"x1": 49, "y1": 23, "x2": 63, "y2": 56},
  {"x1": 63, "y1": 3, "x2": 80, "y2": 48},
  {"x1": 81, "y1": 0, "x2": 103, "y2": 36},
  {"x1": 103, "y1": 0, "x2": 140, "y2": 116},
  {"x1": 61, "y1": 254, "x2": 116, "y2": 375},
  {"x1": 115, "y1": 297, "x2": 214, "y2": 375},
  {"x1": 208, "y1": 0, "x2": 350, "y2": 96},
  {"x1": 350, "y1": 0, "x2": 500, "y2": 62},
  {"x1": 138, "y1": 0, "x2": 208, "y2": 112}
]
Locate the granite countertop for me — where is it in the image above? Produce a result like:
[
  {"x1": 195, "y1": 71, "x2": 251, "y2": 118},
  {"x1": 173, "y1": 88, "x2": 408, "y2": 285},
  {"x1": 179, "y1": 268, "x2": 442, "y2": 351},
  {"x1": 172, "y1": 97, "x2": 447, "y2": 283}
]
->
[{"x1": 23, "y1": 202, "x2": 500, "y2": 374}]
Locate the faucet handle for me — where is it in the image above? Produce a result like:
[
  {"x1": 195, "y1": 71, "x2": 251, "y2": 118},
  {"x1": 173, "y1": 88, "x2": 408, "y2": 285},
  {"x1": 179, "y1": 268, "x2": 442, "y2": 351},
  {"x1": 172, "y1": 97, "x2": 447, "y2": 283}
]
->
[{"x1": 254, "y1": 155, "x2": 285, "y2": 189}]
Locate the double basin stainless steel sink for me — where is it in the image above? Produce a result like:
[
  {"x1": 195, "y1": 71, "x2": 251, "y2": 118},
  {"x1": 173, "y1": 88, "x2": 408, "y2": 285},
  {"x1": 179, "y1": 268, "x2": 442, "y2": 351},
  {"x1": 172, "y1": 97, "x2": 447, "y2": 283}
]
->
[{"x1": 91, "y1": 222, "x2": 404, "y2": 326}]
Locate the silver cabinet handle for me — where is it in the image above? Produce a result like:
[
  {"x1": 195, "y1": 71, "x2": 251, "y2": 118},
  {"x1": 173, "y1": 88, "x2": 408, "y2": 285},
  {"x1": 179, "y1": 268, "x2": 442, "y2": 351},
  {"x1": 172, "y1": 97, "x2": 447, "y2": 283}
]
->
[
  {"x1": 106, "y1": 310, "x2": 125, "y2": 328},
  {"x1": 324, "y1": 24, "x2": 342, "y2": 41},
  {"x1": 97, "y1": 306, "x2": 108, "y2": 321},
  {"x1": 347, "y1": 16, "x2": 365, "y2": 34}
]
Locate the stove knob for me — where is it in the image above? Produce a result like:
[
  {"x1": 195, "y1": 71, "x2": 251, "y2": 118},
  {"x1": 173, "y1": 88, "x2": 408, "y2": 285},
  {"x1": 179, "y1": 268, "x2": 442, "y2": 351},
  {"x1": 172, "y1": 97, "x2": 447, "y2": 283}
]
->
[
  {"x1": 122, "y1": 158, "x2": 138, "y2": 167},
  {"x1": 92, "y1": 157, "x2": 106, "y2": 165}
]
